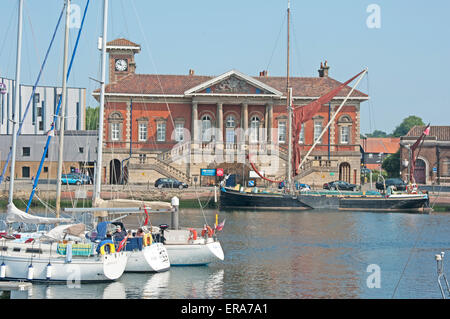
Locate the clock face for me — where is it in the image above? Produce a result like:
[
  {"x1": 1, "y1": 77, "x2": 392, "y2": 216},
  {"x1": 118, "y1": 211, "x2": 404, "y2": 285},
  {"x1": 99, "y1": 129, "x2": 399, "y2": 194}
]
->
[{"x1": 115, "y1": 59, "x2": 128, "y2": 72}]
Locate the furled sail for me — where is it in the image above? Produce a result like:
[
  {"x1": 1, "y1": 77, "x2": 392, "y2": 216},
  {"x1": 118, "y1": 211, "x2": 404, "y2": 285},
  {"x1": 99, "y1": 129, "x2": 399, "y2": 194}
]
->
[{"x1": 6, "y1": 203, "x2": 72, "y2": 225}]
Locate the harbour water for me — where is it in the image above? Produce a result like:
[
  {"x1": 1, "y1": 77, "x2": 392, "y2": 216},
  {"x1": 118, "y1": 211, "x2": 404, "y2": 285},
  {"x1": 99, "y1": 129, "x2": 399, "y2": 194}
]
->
[{"x1": 2, "y1": 208, "x2": 450, "y2": 299}]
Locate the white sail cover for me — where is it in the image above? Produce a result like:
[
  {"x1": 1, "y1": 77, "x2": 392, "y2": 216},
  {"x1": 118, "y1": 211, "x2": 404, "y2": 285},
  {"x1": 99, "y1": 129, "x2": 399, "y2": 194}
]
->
[
  {"x1": 94, "y1": 198, "x2": 172, "y2": 210},
  {"x1": 40, "y1": 223, "x2": 86, "y2": 242},
  {"x1": 6, "y1": 203, "x2": 72, "y2": 225}
]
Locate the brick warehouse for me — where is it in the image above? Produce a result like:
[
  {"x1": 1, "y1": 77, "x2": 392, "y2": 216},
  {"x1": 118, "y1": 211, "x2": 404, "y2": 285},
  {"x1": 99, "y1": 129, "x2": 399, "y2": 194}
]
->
[{"x1": 93, "y1": 38, "x2": 369, "y2": 187}]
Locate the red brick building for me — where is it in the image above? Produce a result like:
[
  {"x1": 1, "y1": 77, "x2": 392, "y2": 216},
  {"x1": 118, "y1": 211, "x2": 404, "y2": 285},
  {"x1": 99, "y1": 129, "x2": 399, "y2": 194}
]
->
[
  {"x1": 93, "y1": 38, "x2": 369, "y2": 187},
  {"x1": 400, "y1": 126, "x2": 450, "y2": 185}
]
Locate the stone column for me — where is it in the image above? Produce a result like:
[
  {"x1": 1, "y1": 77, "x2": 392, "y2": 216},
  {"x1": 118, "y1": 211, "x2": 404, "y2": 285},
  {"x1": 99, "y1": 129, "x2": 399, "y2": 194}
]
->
[
  {"x1": 241, "y1": 102, "x2": 248, "y2": 144},
  {"x1": 191, "y1": 102, "x2": 198, "y2": 145},
  {"x1": 216, "y1": 102, "x2": 223, "y2": 142},
  {"x1": 266, "y1": 103, "x2": 273, "y2": 144}
]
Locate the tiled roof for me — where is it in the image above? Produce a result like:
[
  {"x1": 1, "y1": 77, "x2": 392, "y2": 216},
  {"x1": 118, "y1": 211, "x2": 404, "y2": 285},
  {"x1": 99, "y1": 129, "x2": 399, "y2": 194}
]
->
[
  {"x1": 363, "y1": 138, "x2": 400, "y2": 154},
  {"x1": 107, "y1": 38, "x2": 140, "y2": 47},
  {"x1": 101, "y1": 72, "x2": 368, "y2": 98},
  {"x1": 406, "y1": 126, "x2": 450, "y2": 141}
]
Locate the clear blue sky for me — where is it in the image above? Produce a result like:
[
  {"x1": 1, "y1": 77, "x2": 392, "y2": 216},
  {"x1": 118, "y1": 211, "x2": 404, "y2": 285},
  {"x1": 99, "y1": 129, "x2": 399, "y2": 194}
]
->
[{"x1": 0, "y1": 0, "x2": 449, "y2": 135}]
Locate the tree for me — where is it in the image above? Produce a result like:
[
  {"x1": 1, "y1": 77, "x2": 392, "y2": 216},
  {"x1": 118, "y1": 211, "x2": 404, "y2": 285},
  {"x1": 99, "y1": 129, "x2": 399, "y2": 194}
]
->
[
  {"x1": 85, "y1": 106, "x2": 99, "y2": 130},
  {"x1": 391, "y1": 116, "x2": 425, "y2": 137},
  {"x1": 382, "y1": 150, "x2": 400, "y2": 178},
  {"x1": 366, "y1": 130, "x2": 389, "y2": 138}
]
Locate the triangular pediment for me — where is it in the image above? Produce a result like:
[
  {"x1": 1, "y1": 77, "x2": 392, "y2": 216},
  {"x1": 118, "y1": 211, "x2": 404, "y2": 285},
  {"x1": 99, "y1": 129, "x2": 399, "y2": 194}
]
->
[{"x1": 184, "y1": 70, "x2": 283, "y2": 96}]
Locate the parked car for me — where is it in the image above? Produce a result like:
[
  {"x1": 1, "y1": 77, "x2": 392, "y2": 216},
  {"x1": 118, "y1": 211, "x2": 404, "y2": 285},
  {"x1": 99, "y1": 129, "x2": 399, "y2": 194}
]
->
[
  {"x1": 375, "y1": 178, "x2": 407, "y2": 191},
  {"x1": 155, "y1": 178, "x2": 188, "y2": 189},
  {"x1": 61, "y1": 173, "x2": 85, "y2": 185},
  {"x1": 73, "y1": 173, "x2": 92, "y2": 184},
  {"x1": 323, "y1": 180, "x2": 357, "y2": 191},
  {"x1": 278, "y1": 181, "x2": 311, "y2": 190}
]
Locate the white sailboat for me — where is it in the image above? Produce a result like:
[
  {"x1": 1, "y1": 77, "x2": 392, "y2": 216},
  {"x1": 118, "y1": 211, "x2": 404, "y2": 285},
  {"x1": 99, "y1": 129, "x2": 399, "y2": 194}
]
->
[
  {"x1": 86, "y1": 0, "x2": 170, "y2": 273},
  {"x1": 1, "y1": 0, "x2": 128, "y2": 283}
]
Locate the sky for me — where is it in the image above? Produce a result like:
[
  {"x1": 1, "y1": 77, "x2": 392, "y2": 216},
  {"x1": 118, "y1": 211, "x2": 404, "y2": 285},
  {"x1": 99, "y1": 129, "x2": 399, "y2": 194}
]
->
[{"x1": 0, "y1": 0, "x2": 449, "y2": 135}]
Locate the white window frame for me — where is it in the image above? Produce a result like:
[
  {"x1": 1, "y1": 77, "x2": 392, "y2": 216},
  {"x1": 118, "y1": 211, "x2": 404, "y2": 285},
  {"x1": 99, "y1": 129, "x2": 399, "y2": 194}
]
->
[
  {"x1": 278, "y1": 121, "x2": 286, "y2": 143},
  {"x1": 201, "y1": 115, "x2": 212, "y2": 142},
  {"x1": 138, "y1": 122, "x2": 147, "y2": 142},
  {"x1": 299, "y1": 125, "x2": 305, "y2": 144},
  {"x1": 111, "y1": 122, "x2": 120, "y2": 141},
  {"x1": 314, "y1": 121, "x2": 322, "y2": 143},
  {"x1": 157, "y1": 122, "x2": 166, "y2": 142},
  {"x1": 175, "y1": 122, "x2": 184, "y2": 142},
  {"x1": 340, "y1": 126, "x2": 350, "y2": 144},
  {"x1": 250, "y1": 116, "x2": 260, "y2": 143}
]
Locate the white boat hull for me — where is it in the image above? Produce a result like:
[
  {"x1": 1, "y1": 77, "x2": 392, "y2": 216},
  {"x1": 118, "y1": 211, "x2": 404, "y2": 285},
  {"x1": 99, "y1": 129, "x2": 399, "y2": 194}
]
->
[
  {"x1": 166, "y1": 240, "x2": 224, "y2": 266},
  {"x1": 0, "y1": 241, "x2": 128, "y2": 282},
  {"x1": 124, "y1": 243, "x2": 170, "y2": 272}
]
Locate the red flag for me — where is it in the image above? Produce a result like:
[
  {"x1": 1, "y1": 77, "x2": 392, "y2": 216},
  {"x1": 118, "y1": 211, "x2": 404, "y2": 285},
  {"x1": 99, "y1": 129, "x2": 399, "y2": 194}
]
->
[
  {"x1": 143, "y1": 206, "x2": 149, "y2": 226},
  {"x1": 423, "y1": 126, "x2": 430, "y2": 136},
  {"x1": 215, "y1": 219, "x2": 226, "y2": 231}
]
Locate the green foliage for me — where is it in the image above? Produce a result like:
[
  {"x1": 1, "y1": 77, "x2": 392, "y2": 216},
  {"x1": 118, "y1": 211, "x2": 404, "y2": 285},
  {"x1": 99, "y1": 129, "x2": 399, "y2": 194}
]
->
[
  {"x1": 391, "y1": 116, "x2": 425, "y2": 137},
  {"x1": 382, "y1": 150, "x2": 400, "y2": 178},
  {"x1": 366, "y1": 130, "x2": 389, "y2": 138},
  {"x1": 85, "y1": 106, "x2": 99, "y2": 130}
]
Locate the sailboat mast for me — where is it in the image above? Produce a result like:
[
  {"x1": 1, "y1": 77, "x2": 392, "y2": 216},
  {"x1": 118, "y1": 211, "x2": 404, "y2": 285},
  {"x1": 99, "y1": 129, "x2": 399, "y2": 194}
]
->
[
  {"x1": 286, "y1": 1, "x2": 293, "y2": 193},
  {"x1": 55, "y1": 0, "x2": 71, "y2": 217},
  {"x1": 93, "y1": 0, "x2": 109, "y2": 203},
  {"x1": 8, "y1": 0, "x2": 23, "y2": 205}
]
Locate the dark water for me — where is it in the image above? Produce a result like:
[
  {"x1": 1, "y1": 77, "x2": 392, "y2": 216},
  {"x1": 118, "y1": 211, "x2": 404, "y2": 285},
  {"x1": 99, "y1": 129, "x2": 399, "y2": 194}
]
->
[{"x1": 12, "y1": 208, "x2": 450, "y2": 299}]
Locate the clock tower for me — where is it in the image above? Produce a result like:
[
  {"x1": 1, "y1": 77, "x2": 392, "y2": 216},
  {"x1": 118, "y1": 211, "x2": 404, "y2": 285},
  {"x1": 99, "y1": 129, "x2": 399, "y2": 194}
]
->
[{"x1": 106, "y1": 38, "x2": 141, "y2": 84}]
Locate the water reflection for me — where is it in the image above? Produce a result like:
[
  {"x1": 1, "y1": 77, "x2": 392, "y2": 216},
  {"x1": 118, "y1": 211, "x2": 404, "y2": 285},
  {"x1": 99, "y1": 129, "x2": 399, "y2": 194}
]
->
[{"x1": 1, "y1": 209, "x2": 449, "y2": 299}]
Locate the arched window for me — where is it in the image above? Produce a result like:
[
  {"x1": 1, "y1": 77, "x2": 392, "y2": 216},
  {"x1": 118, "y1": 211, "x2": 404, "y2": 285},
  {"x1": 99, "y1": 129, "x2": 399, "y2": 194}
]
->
[
  {"x1": 250, "y1": 116, "x2": 260, "y2": 143},
  {"x1": 225, "y1": 115, "x2": 235, "y2": 144},
  {"x1": 201, "y1": 115, "x2": 212, "y2": 142}
]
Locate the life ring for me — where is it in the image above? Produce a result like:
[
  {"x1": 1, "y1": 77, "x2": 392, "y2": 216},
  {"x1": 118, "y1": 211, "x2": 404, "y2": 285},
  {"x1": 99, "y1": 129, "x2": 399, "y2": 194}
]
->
[
  {"x1": 201, "y1": 226, "x2": 214, "y2": 238},
  {"x1": 188, "y1": 228, "x2": 197, "y2": 241},
  {"x1": 143, "y1": 233, "x2": 152, "y2": 247},
  {"x1": 207, "y1": 226, "x2": 214, "y2": 237},
  {"x1": 99, "y1": 242, "x2": 116, "y2": 255}
]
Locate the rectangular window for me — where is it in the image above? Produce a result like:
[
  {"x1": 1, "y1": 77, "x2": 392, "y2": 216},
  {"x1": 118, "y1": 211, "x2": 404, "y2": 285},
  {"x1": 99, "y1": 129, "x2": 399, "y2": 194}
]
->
[
  {"x1": 22, "y1": 147, "x2": 30, "y2": 157},
  {"x1": 175, "y1": 122, "x2": 184, "y2": 142},
  {"x1": 38, "y1": 121, "x2": 43, "y2": 131},
  {"x1": 79, "y1": 147, "x2": 84, "y2": 153},
  {"x1": 111, "y1": 123, "x2": 120, "y2": 141},
  {"x1": 314, "y1": 121, "x2": 322, "y2": 143},
  {"x1": 226, "y1": 128, "x2": 235, "y2": 144},
  {"x1": 22, "y1": 166, "x2": 30, "y2": 178},
  {"x1": 340, "y1": 126, "x2": 350, "y2": 144},
  {"x1": 157, "y1": 122, "x2": 166, "y2": 142},
  {"x1": 139, "y1": 153, "x2": 146, "y2": 164},
  {"x1": 138, "y1": 123, "x2": 147, "y2": 142},
  {"x1": 278, "y1": 121, "x2": 286, "y2": 143},
  {"x1": 43, "y1": 166, "x2": 48, "y2": 173},
  {"x1": 299, "y1": 125, "x2": 305, "y2": 144}
]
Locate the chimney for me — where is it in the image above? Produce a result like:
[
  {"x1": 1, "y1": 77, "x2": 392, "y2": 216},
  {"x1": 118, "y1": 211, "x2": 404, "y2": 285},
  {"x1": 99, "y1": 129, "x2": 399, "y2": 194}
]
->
[
  {"x1": 189, "y1": 69, "x2": 195, "y2": 76},
  {"x1": 318, "y1": 60, "x2": 330, "y2": 78},
  {"x1": 259, "y1": 70, "x2": 268, "y2": 77}
]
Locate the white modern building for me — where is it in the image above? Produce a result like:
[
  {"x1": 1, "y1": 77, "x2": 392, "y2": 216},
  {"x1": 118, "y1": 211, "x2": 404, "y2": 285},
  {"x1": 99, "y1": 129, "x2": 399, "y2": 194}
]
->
[{"x1": 0, "y1": 76, "x2": 86, "y2": 134}]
